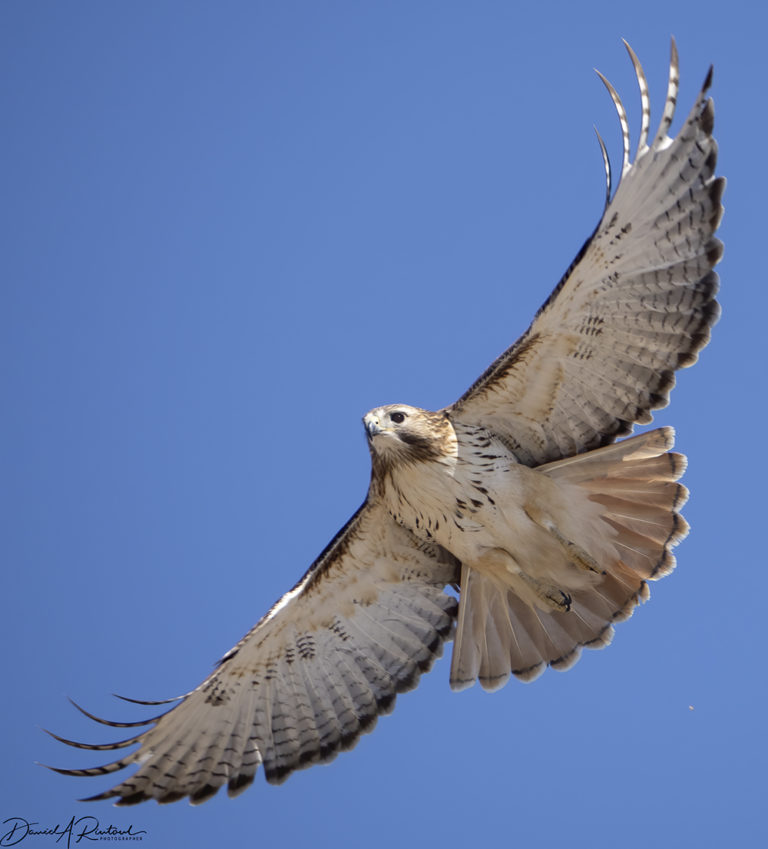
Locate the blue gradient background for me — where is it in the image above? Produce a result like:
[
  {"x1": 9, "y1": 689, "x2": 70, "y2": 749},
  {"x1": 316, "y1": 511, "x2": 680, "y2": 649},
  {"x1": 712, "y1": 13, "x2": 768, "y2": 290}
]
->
[{"x1": 3, "y1": 2, "x2": 763, "y2": 847}]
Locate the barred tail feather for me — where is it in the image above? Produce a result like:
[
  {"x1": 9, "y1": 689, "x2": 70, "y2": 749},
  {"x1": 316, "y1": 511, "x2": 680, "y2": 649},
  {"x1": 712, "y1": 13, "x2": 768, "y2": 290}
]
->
[{"x1": 544, "y1": 427, "x2": 689, "y2": 579}]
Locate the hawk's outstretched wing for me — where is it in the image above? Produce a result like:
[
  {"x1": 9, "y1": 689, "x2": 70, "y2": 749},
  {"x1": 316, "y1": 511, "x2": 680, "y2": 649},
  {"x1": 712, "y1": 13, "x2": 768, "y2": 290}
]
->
[
  {"x1": 45, "y1": 503, "x2": 458, "y2": 805},
  {"x1": 449, "y1": 41, "x2": 723, "y2": 466}
]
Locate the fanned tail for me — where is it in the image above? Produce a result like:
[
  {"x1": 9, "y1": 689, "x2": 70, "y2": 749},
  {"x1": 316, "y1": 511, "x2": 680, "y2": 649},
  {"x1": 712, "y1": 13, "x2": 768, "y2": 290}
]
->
[{"x1": 450, "y1": 427, "x2": 687, "y2": 691}]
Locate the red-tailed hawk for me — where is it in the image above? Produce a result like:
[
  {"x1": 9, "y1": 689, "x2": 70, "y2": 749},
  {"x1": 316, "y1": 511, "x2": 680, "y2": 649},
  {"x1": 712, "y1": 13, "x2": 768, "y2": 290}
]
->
[{"x1": 47, "y1": 40, "x2": 723, "y2": 805}]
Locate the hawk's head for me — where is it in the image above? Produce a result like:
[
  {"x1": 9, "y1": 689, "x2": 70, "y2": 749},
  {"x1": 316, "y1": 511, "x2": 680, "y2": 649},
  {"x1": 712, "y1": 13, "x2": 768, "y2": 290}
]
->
[{"x1": 363, "y1": 404, "x2": 454, "y2": 469}]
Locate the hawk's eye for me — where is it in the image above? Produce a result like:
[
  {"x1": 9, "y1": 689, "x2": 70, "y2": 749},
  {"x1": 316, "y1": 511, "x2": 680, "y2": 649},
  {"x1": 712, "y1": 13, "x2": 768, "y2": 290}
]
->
[{"x1": 389, "y1": 412, "x2": 406, "y2": 424}]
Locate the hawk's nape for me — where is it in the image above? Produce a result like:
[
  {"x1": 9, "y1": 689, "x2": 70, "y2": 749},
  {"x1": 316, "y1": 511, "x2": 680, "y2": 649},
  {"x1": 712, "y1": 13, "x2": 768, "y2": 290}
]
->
[{"x1": 45, "y1": 40, "x2": 722, "y2": 805}]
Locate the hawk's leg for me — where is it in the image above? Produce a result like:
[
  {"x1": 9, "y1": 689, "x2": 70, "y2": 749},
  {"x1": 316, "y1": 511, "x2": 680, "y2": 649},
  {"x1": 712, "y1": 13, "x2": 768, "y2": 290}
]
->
[
  {"x1": 518, "y1": 573, "x2": 572, "y2": 612},
  {"x1": 522, "y1": 504, "x2": 603, "y2": 575},
  {"x1": 546, "y1": 524, "x2": 603, "y2": 575},
  {"x1": 472, "y1": 547, "x2": 572, "y2": 613}
]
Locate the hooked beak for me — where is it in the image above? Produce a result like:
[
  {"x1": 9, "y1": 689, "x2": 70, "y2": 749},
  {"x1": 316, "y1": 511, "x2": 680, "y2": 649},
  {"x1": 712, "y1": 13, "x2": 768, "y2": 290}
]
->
[{"x1": 364, "y1": 414, "x2": 383, "y2": 439}]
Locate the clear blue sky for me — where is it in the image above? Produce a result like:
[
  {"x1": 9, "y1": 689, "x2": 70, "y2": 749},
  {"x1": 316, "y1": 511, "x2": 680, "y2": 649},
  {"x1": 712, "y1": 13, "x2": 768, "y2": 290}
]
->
[{"x1": 3, "y1": 2, "x2": 764, "y2": 847}]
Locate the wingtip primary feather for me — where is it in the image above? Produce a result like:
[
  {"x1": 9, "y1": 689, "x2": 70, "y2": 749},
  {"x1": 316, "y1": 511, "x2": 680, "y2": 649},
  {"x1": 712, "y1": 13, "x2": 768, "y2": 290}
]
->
[
  {"x1": 595, "y1": 68, "x2": 631, "y2": 178},
  {"x1": 40, "y1": 755, "x2": 137, "y2": 779},
  {"x1": 653, "y1": 37, "x2": 680, "y2": 147},
  {"x1": 621, "y1": 39, "x2": 651, "y2": 155},
  {"x1": 41, "y1": 726, "x2": 144, "y2": 752},
  {"x1": 67, "y1": 697, "x2": 164, "y2": 729},
  {"x1": 593, "y1": 125, "x2": 612, "y2": 211},
  {"x1": 112, "y1": 691, "x2": 188, "y2": 706}
]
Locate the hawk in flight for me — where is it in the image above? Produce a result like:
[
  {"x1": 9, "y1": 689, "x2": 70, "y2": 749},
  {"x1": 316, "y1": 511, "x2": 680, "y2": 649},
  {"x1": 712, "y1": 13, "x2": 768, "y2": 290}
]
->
[{"x1": 47, "y1": 40, "x2": 723, "y2": 805}]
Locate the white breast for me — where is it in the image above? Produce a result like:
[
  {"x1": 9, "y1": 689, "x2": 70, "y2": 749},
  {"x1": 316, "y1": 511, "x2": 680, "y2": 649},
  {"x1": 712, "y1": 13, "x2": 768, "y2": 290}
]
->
[{"x1": 384, "y1": 421, "x2": 526, "y2": 562}]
